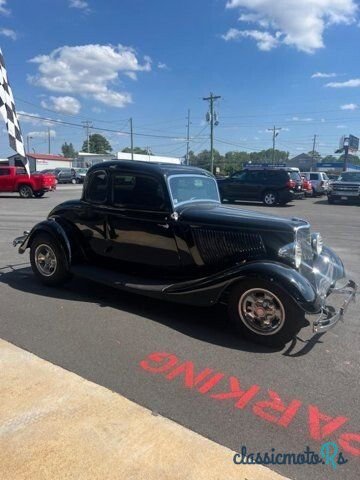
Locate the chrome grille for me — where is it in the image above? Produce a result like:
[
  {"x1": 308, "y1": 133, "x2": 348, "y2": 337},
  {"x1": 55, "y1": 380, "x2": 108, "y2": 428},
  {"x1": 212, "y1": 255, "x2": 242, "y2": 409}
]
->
[
  {"x1": 332, "y1": 184, "x2": 359, "y2": 192},
  {"x1": 192, "y1": 228, "x2": 266, "y2": 265},
  {"x1": 297, "y1": 227, "x2": 313, "y2": 264}
]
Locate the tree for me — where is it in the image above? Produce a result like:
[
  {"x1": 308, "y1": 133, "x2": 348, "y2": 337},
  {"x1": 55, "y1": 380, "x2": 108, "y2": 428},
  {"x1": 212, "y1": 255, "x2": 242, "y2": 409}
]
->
[
  {"x1": 307, "y1": 150, "x2": 322, "y2": 163},
  {"x1": 81, "y1": 134, "x2": 112, "y2": 154},
  {"x1": 122, "y1": 146, "x2": 148, "y2": 155},
  {"x1": 61, "y1": 142, "x2": 77, "y2": 158}
]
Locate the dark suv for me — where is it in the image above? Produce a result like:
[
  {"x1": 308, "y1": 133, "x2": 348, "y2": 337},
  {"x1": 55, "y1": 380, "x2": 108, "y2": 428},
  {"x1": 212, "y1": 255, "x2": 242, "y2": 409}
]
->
[{"x1": 217, "y1": 167, "x2": 304, "y2": 206}]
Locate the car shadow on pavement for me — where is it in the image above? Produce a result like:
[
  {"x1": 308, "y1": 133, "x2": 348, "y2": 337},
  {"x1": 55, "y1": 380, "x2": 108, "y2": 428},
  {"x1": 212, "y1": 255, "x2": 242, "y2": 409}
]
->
[{"x1": 0, "y1": 265, "x2": 320, "y2": 357}]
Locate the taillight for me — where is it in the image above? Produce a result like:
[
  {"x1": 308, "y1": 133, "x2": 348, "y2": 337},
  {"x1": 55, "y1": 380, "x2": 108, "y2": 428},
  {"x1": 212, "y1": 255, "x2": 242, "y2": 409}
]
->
[{"x1": 286, "y1": 179, "x2": 296, "y2": 189}]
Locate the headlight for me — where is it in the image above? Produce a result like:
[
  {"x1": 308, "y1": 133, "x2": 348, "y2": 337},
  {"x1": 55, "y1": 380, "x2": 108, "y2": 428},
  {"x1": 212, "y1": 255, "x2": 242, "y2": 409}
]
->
[
  {"x1": 278, "y1": 241, "x2": 302, "y2": 269},
  {"x1": 311, "y1": 232, "x2": 323, "y2": 255}
]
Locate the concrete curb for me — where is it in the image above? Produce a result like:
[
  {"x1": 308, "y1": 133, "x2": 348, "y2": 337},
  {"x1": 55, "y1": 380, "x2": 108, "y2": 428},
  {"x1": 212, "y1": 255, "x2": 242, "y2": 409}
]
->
[{"x1": 0, "y1": 339, "x2": 289, "y2": 480}]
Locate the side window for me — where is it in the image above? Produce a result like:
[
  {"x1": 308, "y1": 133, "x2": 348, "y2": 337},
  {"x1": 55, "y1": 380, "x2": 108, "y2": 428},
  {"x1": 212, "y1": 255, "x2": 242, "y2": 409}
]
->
[
  {"x1": 231, "y1": 171, "x2": 248, "y2": 181},
  {"x1": 85, "y1": 170, "x2": 108, "y2": 203},
  {"x1": 0, "y1": 168, "x2": 10, "y2": 176},
  {"x1": 112, "y1": 173, "x2": 166, "y2": 210},
  {"x1": 247, "y1": 171, "x2": 264, "y2": 183},
  {"x1": 309, "y1": 173, "x2": 317, "y2": 180}
]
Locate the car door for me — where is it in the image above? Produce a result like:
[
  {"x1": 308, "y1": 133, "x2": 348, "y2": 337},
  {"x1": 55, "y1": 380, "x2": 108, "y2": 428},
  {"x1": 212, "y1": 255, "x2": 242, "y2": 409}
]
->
[
  {"x1": 105, "y1": 171, "x2": 180, "y2": 268},
  {"x1": 222, "y1": 171, "x2": 251, "y2": 200},
  {"x1": 74, "y1": 169, "x2": 110, "y2": 258},
  {"x1": 0, "y1": 168, "x2": 12, "y2": 192},
  {"x1": 245, "y1": 171, "x2": 266, "y2": 200}
]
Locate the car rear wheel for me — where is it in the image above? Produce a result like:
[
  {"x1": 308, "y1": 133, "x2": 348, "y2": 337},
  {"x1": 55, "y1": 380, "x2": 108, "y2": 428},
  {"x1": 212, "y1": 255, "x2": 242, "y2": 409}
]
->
[
  {"x1": 263, "y1": 191, "x2": 278, "y2": 206},
  {"x1": 30, "y1": 233, "x2": 71, "y2": 286},
  {"x1": 71, "y1": 178, "x2": 77, "y2": 184},
  {"x1": 19, "y1": 184, "x2": 33, "y2": 198},
  {"x1": 228, "y1": 279, "x2": 304, "y2": 347}
]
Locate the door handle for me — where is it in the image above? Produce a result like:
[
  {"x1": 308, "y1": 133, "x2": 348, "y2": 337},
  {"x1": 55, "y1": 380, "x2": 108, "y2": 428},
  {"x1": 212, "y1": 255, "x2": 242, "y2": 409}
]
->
[{"x1": 157, "y1": 223, "x2": 169, "y2": 229}]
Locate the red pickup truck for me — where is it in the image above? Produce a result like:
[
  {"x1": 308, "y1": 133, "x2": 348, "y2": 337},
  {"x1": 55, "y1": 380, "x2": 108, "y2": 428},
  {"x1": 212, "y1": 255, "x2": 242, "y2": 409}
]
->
[{"x1": 0, "y1": 166, "x2": 56, "y2": 198}]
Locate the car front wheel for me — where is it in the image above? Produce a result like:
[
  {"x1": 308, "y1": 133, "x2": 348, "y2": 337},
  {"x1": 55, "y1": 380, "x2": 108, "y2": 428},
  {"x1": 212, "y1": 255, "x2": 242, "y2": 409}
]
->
[
  {"x1": 228, "y1": 279, "x2": 304, "y2": 347},
  {"x1": 30, "y1": 233, "x2": 71, "y2": 286},
  {"x1": 33, "y1": 191, "x2": 45, "y2": 198},
  {"x1": 263, "y1": 191, "x2": 278, "y2": 206}
]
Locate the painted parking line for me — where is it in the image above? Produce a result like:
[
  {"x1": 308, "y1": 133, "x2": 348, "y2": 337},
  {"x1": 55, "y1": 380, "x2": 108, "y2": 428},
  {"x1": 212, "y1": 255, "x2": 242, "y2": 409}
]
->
[{"x1": 0, "y1": 339, "x2": 288, "y2": 480}]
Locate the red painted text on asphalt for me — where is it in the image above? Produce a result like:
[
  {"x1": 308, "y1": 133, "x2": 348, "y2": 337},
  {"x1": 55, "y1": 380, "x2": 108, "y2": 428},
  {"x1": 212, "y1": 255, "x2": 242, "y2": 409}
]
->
[{"x1": 139, "y1": 352, "x2": 360, "y2": 457}]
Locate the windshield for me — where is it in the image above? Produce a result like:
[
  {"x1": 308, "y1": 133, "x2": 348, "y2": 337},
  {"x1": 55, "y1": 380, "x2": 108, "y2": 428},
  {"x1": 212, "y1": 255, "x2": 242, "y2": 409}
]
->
[
  {"x1": 168, "y1": 174, "x2": 220, "y2": 207},
  {"x1": 337, "y1": 172, "x2": 360, "y2": 182},
  {"x1": 289, "y1": 172, "x2": 301, "y2": 181}
]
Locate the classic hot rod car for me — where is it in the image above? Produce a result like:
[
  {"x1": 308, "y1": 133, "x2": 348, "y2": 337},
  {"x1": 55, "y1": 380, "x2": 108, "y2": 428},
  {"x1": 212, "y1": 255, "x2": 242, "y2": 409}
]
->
[{"x1": 13, "y1": 161, "x2": 356, "y2": 346}]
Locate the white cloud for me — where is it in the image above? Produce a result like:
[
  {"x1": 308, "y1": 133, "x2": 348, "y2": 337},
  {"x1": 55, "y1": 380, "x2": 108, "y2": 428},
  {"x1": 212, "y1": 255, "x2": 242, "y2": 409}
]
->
[
  {"x1": 157, "y1": 62, "x2": 169, "y2": 70},
  {"x1": 93, "y1": 90, "x2": 132, "y2": 108},
  {"x1": 311, "y1": 72, "x2": 337, "y2": 78},
  {"x1": 0, "y1": 28, "x2": 16, "y2": 40},
  {"x1": 69, "y1": 0, "x2": 89, "y2": 10},
  {"x1": 336, "y1": 124, "x2": 347, "y2": 128},
  {"x1": 292, "y1": 116, "x2": 313, "y2": 122},
  {"x1": 41, "y1": 96, "x2": 81, "y2": 115},
  {"x1": 224, "y1": 0, "x2": 358, "y2": 53},
  {"x1": 222, "y1": 28, "x2": 279, "y2": 50},
  {"x1": 326, "y1": 78, "x2": 360, "y2": 87},
  {"x1": 28, "y1": 129, "x2": 56, "y2": 138},
  {"x1": 18, "y1": 111, "x2": 54, "y2": 127},
  {"x1": 340, "y1": 103, "x2": 358, "y2": 110},
  {"x1": 28, "y1": 44, "x2": 151, "y2": 108},
  {"x1": 0, "y1": 1, "x2": 9, "y2": 15}
]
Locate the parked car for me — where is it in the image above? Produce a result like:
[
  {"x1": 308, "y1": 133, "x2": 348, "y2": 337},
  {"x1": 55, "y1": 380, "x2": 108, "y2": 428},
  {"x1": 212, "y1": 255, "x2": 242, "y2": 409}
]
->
[
  {"x1": 302, "y1": 172, "x2": 330, "y2": 196},
  {"x1": 74, "y1": 168, "x2": 88, "y2": 184},
  {"x1": 54, "y1": 168, "x2": 77, "y2": 184},
  {"x1": 0, "y1": 166, "x2": 56, "y2": 198},
  {"x1": 327, "y1": 171, "x2": 360, "y2": 204},
  {"x1": 301, "y1": 175, "x2": 313, "y2": 197},
  {"x1": 217, "y1": 166, "x2": 304, "y2": 206},
  {"x1": 13, "y1": 161, "x2": 356, "y2": 347}
]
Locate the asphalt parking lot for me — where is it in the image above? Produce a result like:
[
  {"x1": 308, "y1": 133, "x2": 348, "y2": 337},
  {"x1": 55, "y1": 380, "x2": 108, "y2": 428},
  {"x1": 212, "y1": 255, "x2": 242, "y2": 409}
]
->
[{"x1": 0, "y1": 185, "x2": 359, "y2": 480}]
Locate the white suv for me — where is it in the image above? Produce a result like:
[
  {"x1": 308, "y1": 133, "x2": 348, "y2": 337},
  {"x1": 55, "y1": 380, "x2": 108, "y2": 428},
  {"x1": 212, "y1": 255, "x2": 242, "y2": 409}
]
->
[{"x1": 303, "y1": 172, "x2": 330, "y2": 196}]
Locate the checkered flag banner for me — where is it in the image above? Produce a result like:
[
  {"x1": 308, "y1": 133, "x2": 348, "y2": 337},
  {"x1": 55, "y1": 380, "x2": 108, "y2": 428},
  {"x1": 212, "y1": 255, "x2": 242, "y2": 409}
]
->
[{"x1": 0, "y1": 48, "x2": 29, "y2": 175}]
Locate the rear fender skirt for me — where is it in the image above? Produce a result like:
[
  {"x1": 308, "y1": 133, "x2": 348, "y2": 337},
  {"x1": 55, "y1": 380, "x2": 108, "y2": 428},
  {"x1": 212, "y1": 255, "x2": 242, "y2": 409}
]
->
[
  {"x1": 163, "y1": 261, "x2": 320, "y2": 312},
  {"x1": 19, "y1": 219, "x2": 72, "y2": 269}
]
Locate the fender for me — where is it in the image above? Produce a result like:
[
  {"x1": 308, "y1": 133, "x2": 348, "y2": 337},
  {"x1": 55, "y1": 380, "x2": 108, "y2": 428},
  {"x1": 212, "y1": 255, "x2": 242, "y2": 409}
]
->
[
  {"x1": 164, "y1": 261, "x2": 321, "y2": 312},
  {"x1": 18, "y1": 218, "x2": 72, "y2": 269}
]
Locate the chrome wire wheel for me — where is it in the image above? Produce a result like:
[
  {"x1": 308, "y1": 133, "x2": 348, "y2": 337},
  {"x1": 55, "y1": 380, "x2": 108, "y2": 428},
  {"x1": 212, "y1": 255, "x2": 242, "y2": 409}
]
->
[
  {"x1": 238, "y1": 288, "x2": 285, "y2": 336},
  {"x1": 34, "y1": 244, "x2": 57, "y2": 277}
]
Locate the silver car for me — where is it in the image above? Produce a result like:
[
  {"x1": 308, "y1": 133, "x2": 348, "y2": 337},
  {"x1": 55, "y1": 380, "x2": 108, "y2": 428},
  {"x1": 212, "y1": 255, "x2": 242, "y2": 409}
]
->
[{"x1": 303, "y1": 172, "x2": 330, "y2": 196}]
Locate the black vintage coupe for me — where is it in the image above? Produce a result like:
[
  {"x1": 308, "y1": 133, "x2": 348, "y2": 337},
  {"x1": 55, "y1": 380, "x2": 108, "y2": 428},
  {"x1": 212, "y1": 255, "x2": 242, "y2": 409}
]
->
[{"x1": 14, "y1": 161, "x2": 356, "y2": 347}]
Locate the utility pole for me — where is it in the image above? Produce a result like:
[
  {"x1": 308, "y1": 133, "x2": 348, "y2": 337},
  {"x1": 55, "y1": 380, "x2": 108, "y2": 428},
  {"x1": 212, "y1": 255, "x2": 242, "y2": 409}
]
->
[
  {"x1": 343, "y1": 138, "x2": 349, "y2": 172},
  {"x1": 47, "y1": 127, "x2": 51, "y2": 154},
  {"x1": 311, "y1": 134, "x2": 317, "y2": 171},
  {"x1": 82, "y1": 121, "x2": 93, "y2": 153},
  {"x1": 130, "y1": 117, "x2": 134, "y2": 160},
  {"x1": 267, "y1": 126, "x2": 282, "y2": 164},
  {"x1": 26, "y1": 135, "x2": 32, "y2": 154},
  {"x1": 186, "y1": 109, "x2": 191, "y2": 165},
  {"x1": 203, "y1": 92, "x2": 221, "y2": 174}
]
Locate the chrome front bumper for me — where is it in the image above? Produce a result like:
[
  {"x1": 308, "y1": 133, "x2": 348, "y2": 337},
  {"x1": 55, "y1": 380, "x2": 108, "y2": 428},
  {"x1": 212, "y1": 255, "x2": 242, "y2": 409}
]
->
[
  {"x1": 313, "y1": 279, "x2": 357, "y2": 333},
  {"x1": 13, "y1": 231, "x2": 29, "y2": 250}
]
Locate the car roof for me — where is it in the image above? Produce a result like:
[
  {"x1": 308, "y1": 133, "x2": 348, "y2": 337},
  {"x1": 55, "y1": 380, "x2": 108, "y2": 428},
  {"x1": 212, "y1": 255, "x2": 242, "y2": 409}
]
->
[{"x1": 88, "y1": 160, "x2": 213, "y2": 179}]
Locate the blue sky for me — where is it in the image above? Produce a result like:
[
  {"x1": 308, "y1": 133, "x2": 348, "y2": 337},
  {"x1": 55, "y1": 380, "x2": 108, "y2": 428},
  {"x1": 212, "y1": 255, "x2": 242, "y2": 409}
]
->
[{"x1": 1, "y1": 0, "x2": 360, "y2": 158}]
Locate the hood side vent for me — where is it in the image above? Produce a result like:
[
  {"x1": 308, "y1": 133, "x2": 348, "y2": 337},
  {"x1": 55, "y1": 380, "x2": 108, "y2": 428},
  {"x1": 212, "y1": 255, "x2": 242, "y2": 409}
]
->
[{"x1": 192, "y1": 228, "x2": 266, "y2": 265}]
